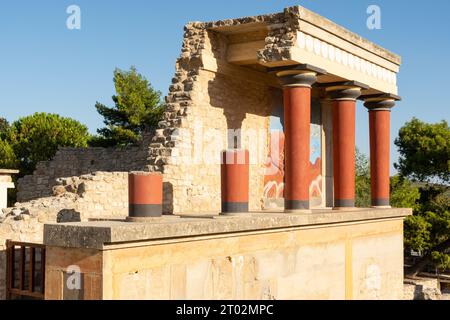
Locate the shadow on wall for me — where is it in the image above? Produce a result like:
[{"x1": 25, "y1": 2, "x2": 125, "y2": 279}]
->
[
  {"x1": 207, "y1": 72, "x2": 274, "y2": 148},
  {"x1": 163, "y1": 182, "x2": 174, "y2": 215}
]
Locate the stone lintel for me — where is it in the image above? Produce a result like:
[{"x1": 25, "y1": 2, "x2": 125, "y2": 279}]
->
[
  {"x1": 318, "y1": 81, "x2": 369, "y2": 90},
  {"x1": 293, "y1": 5, "x2": 401, "y2": 65},
  {"x1": 203, "y1": 6, "x2": 400, "y2": 66},
  {"x1": 267, "y1": 63, "x2": 327, "y2": 76},
  {"x1": 361, "y1": 93, "x2": 402, "y2": 101},
  {"x1": 44, "y1": 208, "x2": 412, "y2": 250}
]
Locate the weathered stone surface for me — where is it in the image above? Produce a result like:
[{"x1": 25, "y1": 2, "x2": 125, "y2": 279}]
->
[
  {"x1": 16, "y1": 137, "x2": 152, "y2": 202},
  {"x1": 1, "y1": 5, "x2": 406, "y2": 300},
  {"x1": 0, "y1": 171, "x2": 130, "y2": 299},
  {"x1": 44, "y1": 208, "x2": 411, "y2": 250},
  {"x1": 45, "y1": 217, "x2": 407, "y2": 300},
  {"x1": 404, "y1": 278, "x2": 443, "y2": 300}
]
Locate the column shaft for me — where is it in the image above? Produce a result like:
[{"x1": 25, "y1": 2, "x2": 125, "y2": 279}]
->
[
  {"x1": 369, "y1": 110, "x2": 391, "y2": 207},
  {"x1": 332, "y1": 100, "x2": 356, "y2": 208},
  {"x1": 284, "y1": 87, "x2": 311, "y2": 210}
]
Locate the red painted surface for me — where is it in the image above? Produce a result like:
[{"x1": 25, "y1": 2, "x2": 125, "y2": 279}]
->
[
  {"x1": 263, "y1": 132, "x2": 323, "y2": 206},
  {"x1": 369, "y1": 110, "x2": 391, "y2": 202},
  {"x1": 263, "y1": 131, "x2": 285, "y2": 199},
  {"x1": 128, "y1": 173, "x2": 163, "y2": 205},
  {"x1": 221, "y1": 149, "x2": 249, "y2": 203},
  {"x1": 332, "y1": 100, "x2": 356, "y2": 204},
  {"x1": 284, "y1": 87, "x2": 311, "y2": 204},
  {"x1": 309, "y1": 158, "x2": 322, "y2": 199}
]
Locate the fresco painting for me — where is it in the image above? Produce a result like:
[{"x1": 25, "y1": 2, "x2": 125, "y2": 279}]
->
[{"x1": 263, "y1": 103, "x2": 323, "y2": 209}]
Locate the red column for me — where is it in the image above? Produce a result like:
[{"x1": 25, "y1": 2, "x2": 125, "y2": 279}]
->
[
  {"x1": 332, "y1": 100, "x2": 356, "y2": 208},
  {"x1": 128, "y1": 172, "x2": 163, "y2": 219},
  {"x1": 221, "y1": 149, "x2": 249, "y2": 214},
  {"x1": 365, "y1": 99, "x2": 396, "y2": 207},
  {"x1": 327, "y1": 87, "x2": 361, "y2": 209},
  {"x1": 278, "y1": 72, "x2": 317, "y2": 212}
]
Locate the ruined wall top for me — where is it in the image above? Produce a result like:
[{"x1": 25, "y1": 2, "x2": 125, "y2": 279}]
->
[
  {"x1": 190, "y1": 6, "x2": 400, "y2": 64},
  {"x1": 182, "y1": 5, "x2": 401, "y2": 95}
]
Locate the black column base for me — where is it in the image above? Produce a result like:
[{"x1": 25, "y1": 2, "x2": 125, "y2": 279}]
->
[
  {"x1": 285, "y1": 200, "x2": 310, "y2": 210},
  {"x1": 221, "y1": 202, "x2": 249, "y2": 214}
]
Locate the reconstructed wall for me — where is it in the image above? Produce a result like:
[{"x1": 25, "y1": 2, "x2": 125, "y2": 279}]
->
[
  {"x1": 44, "y1": 218, "x2": 405, "y2": 300},
  {"x1": 150, "y1": 19, "x2": 287, "y2": 214},
  {"x1": 162, "y1": 69, "x2": 274, "y2": 213},
  {"x1": 0, "y1": 171, "x2": 128, "y2": 299},
  {"x1": 13, "y1": 8, "x2": 312, "y2": 215}
]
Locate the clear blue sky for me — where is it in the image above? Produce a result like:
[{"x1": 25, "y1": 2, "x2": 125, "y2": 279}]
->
[{"x1": 0, "y1": 0, "x2": 449, "y2": 173}]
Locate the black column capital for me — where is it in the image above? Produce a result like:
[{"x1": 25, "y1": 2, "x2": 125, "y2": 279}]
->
[
  {"x1": 363, "y1": 93, "x2": 400, "y2": 111},
  {"x1": 364, "y1": 99, "x2": 396, "y2": 111},
  {"x1": 269, "y1": 63, "x2": 326, "y2": 88},
  {"x1": 324, "y1": 81, "x2": 368, "y2": 101},
  {"x1": 277, "y1": 71, "x2": 318, "y2": 88}
]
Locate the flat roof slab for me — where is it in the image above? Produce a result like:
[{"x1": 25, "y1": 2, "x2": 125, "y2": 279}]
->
[{"x1": 44, "y1": 208, "x2": 412, "y2": 250}]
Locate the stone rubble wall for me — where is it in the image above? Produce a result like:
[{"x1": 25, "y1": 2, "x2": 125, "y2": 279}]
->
[
  {"x1": 403, "y1": 278, "x2": 443, "y2": 300},
  {"x1": 162, "y1": 68, "x2": 273, "y2": 214},
  {"x1": 0, "y1": 171, "x2": 128, "y2": 299},
  {"x1": 16, "y1": 137, "x2": 151, "y2": 203},
  {"x1": 258, "y1": 7, "x2": 299, "y2": 63}
]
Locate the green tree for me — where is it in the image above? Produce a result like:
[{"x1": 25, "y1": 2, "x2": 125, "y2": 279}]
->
[
  {"x1": 9, "y1": 113, "x2": 90, "y2": 176},
  {"x1": 406, "y1": 203, "x2": 450, "y2": 277},
  {"x1": 0, "y1": 117, "x2": 10, "y2": 140},
  {"x1": 390, "y1": 176, "x2": 420, "y2": 210},
  {"x1": 91, "y1": 66, "x2": 163, "y2": 147},
  {"x1": 0, "y1": 137, "x2": 19, "y2": 207},
  {"x1": 395, "y1": 118, "x2": 450, "y2": 277},
  {"x1": 395, "y1": 118, "x2": 450, "y2": 183},
  {"x1": 355, "y1": 148, "x2": 371, "y2": 207},
  {"x1": 0, "y1": 138, "x2": 18, "y2": 169}
]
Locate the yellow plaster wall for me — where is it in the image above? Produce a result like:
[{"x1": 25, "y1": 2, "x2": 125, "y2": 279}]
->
[{"x1": 45, "y1": 219, "x2": 404, "y2": 300}]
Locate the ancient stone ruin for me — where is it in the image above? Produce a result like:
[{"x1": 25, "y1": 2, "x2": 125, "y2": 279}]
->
[{"x1": 1, "y1": 6, "x2": 415, "y2": 300}]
